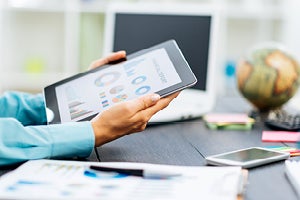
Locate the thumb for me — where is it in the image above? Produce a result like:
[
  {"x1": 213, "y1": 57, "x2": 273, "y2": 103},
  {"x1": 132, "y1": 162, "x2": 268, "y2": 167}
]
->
[{"x1": 129, "y1": 93, "x2": 161, "y2": 112}]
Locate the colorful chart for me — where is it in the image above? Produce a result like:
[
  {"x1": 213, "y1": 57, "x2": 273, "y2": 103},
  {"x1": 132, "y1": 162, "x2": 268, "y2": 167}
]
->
[
  {"x1": 131, "y1": 76, "x2": 147, "y2": 85},
  {"x1": 109, "y1": 85, "x2": 124, "y2": 94},
  {"x1": 112, "y1": 94, "x2": 128, "y2": 103},
  {"x1": 123, "y1": 58, "x2": 145, "y2": 71},
  {"x1": 135, "y1": 86, "x2": 151, "y2": 95},
  {"x1": 70, "y1": 109, "x2": 93, "y2": 120},
  {"x1": 101, "y1": 100, "x2": 109, "y2": 108},
  {"x1": 94, "y1": 72, "x2": 121, "y2": 87},
  {"x1": 68, "y1": 101, "x2": 84, "y2": 109},
  {"x1": 99, "y1": 92, "x2": 106, "y2": 99}
]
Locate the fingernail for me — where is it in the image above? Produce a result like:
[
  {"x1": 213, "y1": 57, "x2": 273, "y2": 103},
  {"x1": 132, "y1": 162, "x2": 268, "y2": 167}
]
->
[{"x1": 151, "y1": 94, "x2": 161, "y2": 102}]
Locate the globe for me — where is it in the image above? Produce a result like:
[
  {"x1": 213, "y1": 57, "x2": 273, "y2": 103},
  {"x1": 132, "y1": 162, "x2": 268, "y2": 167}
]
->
[{"x1": 236, "y1": 43, "x2": 300, "y2": 112}]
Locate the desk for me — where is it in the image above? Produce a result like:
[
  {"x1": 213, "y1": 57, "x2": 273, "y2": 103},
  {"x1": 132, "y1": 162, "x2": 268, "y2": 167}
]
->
[
  {"x1": 96, "y1": 96, "x2": 299, "y2": 200},
  {"x1": 0, "y1": 96, "x2": 298, "y2": 200}
]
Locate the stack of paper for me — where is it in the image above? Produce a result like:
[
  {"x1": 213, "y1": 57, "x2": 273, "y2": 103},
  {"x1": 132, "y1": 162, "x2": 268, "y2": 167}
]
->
[
  {"x1": 203, "y1": 113, "x2": 255, "y2": 130},
  {"x1": 285, "y1": 160, "x2": 300, "y2": 197},
  {"x1": 0, "y1": 159, "x2": 247, "y2": 200}
]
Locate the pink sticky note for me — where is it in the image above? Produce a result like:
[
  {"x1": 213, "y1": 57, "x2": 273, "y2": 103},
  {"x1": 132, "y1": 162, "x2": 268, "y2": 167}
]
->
[{"x1": 262, "y1": 131, "x2": 300, "y2": 143}]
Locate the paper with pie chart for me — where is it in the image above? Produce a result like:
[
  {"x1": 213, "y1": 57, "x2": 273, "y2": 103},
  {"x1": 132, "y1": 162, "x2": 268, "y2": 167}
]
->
[{"x1": 55, "y1": 48, "x2": 181, "y2": 122}]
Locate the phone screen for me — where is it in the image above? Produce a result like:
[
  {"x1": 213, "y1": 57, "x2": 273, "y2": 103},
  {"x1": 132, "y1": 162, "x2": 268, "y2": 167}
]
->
[{"x1": 215, "y1": 148, "x2": 284, "y2": 162}]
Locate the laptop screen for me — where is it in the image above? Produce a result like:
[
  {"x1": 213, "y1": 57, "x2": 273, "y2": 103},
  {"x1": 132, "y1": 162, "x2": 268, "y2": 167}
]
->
[{"x1": 110, "y1": 13, "x2": 211, "y2": 91}]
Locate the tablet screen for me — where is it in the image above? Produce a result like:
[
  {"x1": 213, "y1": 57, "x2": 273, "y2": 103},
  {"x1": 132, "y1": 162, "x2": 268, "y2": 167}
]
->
[{"x1": 55, "y1": 48, "x2": 181, "y2": 122}]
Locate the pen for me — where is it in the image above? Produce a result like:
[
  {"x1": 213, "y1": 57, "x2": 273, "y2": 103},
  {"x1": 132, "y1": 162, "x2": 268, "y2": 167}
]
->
[{"x1": 89, "y1": 165, "x2": 182, "y2": 179}]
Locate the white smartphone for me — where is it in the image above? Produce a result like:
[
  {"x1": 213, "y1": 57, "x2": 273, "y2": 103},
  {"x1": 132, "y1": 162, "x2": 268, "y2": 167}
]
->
[{"x1": 205, "y1": 147, "x2": 290, "y2": 168}]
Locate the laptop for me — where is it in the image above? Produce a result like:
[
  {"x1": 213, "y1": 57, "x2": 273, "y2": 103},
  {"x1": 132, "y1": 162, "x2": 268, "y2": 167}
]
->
[{"x1": 103, "y1": 3, "x2": 220, "y2": 122}]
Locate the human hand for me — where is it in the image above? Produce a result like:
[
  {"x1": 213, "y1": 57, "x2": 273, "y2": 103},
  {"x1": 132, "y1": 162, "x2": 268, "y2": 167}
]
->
[
  {"x1": 91, "y1": 92, "x2": 180, "y2": 146},
  {"x1": 88, "y1": 50, "x2": 126, "y2": 70}
]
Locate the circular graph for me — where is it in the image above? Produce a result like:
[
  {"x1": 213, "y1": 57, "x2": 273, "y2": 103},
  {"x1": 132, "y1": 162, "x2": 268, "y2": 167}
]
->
[
  {"x1": 112, "y1": 94, "x2": 128, "y2": 103},
  {"x1": 94, "y1": 72, "x2": 121, "y2": 87},
  {"x1": 131, "y1": 76, "x2": 146, "y2": 85},
  {"x1": 135, "y1": 86, "x2": 151, "y2": 95},
  {"x1": 109, "y1": 85, "x2": 124, "y2": 94}
]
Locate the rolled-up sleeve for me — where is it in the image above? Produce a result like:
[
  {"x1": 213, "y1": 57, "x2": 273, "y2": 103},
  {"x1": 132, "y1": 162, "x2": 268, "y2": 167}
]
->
[
  {"x1": 0, "y1": 118, "x2": 95, "y2": 166},
  {"x1": 0, "y1": 91, "x2": 47, "y2": 126}
]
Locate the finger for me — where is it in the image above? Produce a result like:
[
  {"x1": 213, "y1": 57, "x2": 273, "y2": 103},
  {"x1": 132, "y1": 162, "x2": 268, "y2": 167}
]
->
[
  {"x1": 126, "y1": 93, "x2": 161, "y2": 112},
  {"x1": 169, "y1": 91, "x2": 180, "y2": 99},
  {"x1": 89, "y1": 51, "x2": 126, "y2": 69},
  {"x1": 138, "y1": 92, "x2": 179, "y2": 117}
]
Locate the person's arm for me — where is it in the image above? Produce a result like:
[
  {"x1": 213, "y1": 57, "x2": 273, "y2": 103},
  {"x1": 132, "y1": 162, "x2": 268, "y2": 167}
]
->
[
  {"x1": 89, "y1": 51, "x2": 180, "y2": 146},
  {"x1": 0, "y1": 91, "x2": 47, "y2": 126},
  {"x1": 0, "y1": 51, "x2": 127, "y2": 126},
  {"x1": 91, "y1": 92, "x2": 179, "y2": 146},
  {"x1": 0, "y1": 118, "x2": 94, "y2": 166},
  {"x1": 0, "y1": 51, "x2": 179, "y2": 166},
  {"x1": 0, "y1": 92, "x2": 178, "y2": 166},
  {"x1": 0, "y1": 51, "x2": 127, "y2": 166}
]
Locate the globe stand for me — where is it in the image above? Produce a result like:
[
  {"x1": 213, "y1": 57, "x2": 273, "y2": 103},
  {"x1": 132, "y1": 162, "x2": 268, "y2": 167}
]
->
[
  {"x1": 248, "y1": 107, "x2": 284, "y2": 123},
  {"x1": 248, "y1": 109, "x2": 266, "y2": 123}
]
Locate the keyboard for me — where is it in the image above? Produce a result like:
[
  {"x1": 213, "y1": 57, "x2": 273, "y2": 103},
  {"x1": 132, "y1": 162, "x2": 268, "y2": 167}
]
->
[{"x1": 265, "y1": 110, "x2": 300, "y2": 131}]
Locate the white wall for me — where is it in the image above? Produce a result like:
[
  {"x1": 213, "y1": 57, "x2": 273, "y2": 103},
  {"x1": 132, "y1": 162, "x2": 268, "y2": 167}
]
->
[
  {"x1": 1, "y1": 0, "x2": 299, "y2": 96},
  {"x1": 280, "y1": 0, "x2": 300, "y2": 109}
]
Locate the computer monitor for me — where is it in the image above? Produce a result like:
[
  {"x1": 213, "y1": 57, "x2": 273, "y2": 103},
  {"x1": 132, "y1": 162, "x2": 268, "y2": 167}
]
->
[{"x1": 103, "y1": 3, "x2": 220, "y2": 122}]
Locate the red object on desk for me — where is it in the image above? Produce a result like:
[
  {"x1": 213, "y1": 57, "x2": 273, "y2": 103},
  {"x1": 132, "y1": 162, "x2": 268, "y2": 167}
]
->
[{"x1": 262, "y1": 131, "x2": 300, "y2": 143}]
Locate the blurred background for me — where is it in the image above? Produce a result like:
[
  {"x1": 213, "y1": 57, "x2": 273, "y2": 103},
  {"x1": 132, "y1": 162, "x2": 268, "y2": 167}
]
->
[{"x1": 0, "y1": 0, "x2": 300, "y2": 103}]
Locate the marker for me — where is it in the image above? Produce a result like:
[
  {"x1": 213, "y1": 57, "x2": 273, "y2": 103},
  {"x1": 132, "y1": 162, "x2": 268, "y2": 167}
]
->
[
  {"x1": 289, "y1": 150, "x2": 300, "y2": 154},
  {"x1": 89, "y1": 165, "x2": 182, "y2": 179},
  {"x1": 290, "y1": 153, "x2": 300, "y2": 157}
]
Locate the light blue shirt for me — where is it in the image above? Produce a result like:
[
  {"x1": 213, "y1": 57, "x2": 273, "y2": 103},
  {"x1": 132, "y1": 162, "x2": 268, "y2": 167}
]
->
[{"x1": 0, "y1": 92, "x2": 95, "y2": 166}]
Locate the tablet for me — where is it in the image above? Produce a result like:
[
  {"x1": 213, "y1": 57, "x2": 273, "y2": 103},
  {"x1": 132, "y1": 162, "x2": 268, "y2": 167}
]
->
[
  {"x1": 205, "y1": 147, "x2": 290, "y2": 168},
  {"x1": 44, "y1": 40, "x2": 197, "y2": 124}
]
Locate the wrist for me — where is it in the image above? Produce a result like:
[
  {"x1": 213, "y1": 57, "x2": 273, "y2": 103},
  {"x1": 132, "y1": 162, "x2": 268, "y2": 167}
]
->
[{"x1": 91, "y1": 121, "x2": 115, "y2": 147}]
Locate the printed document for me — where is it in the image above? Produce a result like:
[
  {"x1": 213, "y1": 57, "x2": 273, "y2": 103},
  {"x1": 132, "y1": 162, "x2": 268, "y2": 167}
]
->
[{"x1": 0, "y1": 159, "x2": 246, "y2": 200}]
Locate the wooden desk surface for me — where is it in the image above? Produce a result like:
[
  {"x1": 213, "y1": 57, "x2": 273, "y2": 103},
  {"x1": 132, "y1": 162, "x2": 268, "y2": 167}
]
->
[{"x1": 0, "y1": 96, "x2": 298, "y2": 199}]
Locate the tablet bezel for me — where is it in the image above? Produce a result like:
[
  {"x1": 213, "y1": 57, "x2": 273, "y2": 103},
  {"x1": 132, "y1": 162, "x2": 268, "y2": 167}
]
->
[{"x1": 44, "y1": 40, "x2": 197, "y2": 124}]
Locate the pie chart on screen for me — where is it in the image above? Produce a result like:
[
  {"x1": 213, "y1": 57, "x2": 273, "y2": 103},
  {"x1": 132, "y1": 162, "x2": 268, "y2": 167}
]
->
[
  {"x1": 95, "y1": 72, "x2": 121, "y2": 87},
  {"x1": 112, "y1": 94, "x2": 128, "y2": 103},
  {"x1": 109, "y1": 85, "x2": 124, "y2": 94}
]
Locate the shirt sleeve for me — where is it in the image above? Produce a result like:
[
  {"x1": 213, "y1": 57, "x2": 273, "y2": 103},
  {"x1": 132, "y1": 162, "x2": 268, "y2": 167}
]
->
[
  {"x1": 0, "y1": 91, "x2": 47, "y2": 126},
  {"x1": 0, "y1": 118, "x2": 95, "y2": 166}
]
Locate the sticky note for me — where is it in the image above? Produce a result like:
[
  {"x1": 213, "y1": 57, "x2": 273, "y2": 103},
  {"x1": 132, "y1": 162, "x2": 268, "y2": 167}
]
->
[
  {"x1": 262, "y1": 131, "x2": 300, "y2": 143},
  {"x1": 203, "y1": 113, "x2": 254, "y2": 124}
]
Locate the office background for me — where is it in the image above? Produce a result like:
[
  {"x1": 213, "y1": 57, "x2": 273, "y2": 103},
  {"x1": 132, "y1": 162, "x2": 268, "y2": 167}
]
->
[{"x1": 0, "y1": 0, "x2": 300, "y2": 101}]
